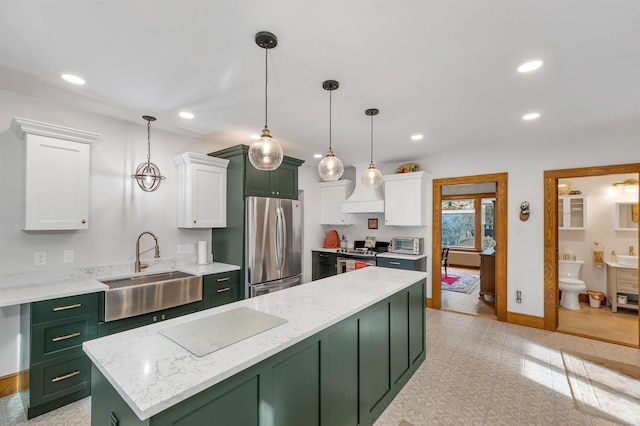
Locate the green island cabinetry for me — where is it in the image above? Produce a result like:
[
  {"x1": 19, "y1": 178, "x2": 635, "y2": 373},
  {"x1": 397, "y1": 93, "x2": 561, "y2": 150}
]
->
[
  {"x1": 209, "y1": 145, "x2": 304, "y2": 299},
  {"x1": 377, "y1": 254, "x2": 427, "y2": 272},
  {"x1": 311, "y1": 250, "x2": 338, "y2": 280},
  {"x1": 89, "y1": 278, "x2": 426, "y2": 426},
  {"x1": 20, "y1": 292, "x2": 99, "y2": 419}
]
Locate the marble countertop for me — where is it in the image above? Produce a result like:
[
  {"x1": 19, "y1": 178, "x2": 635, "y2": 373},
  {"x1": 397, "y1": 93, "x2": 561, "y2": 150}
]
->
[
  {"x1": 83, "y1": 266, "x2": 428, "y2": 420},
  {"x1": 312, "y1": 247, "x2": 341, "y2": 253},
  {"x1": 0, "y1": 262, "x2": 240, "y2": 308},
  {"x1": 377, "y1": 252, "x2": 427, "y2": 260}
]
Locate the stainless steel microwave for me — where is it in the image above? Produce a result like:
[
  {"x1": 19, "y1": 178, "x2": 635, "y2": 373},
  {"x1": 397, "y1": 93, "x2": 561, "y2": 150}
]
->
[{"x1": 391, "y1": 237, "x2": 424, "y2": 255}]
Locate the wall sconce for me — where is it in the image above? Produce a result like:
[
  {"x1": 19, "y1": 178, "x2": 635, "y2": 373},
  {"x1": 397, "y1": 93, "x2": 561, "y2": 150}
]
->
[{"x1": 519, "y1": 201, "x2": 530, "y2": 221}]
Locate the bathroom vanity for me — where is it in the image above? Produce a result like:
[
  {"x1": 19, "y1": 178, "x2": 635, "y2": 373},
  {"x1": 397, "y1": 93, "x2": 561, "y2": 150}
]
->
[{"x1": 606, "y1": 262, "x2": 638, "y2": 312}]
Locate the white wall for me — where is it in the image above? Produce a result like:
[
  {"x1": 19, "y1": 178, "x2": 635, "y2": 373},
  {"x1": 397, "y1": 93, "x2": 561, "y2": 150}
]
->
[{"x1": 559, "y1": 174, "x2": 638, "y2": 294}]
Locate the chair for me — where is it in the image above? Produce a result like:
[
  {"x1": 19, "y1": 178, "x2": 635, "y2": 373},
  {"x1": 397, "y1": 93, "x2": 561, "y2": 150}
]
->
[{"x1": 441, "y1": 247, "x2": 450, "y2": 277}]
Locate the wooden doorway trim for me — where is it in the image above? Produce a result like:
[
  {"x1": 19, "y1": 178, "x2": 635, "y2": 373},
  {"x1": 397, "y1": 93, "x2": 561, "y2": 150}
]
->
[
  {"x1": 432, "y1": 173, "x2": 508, "y2": 321},
  {"x1": 543, "y1": 163, "x2": 640, "y2": 335}
]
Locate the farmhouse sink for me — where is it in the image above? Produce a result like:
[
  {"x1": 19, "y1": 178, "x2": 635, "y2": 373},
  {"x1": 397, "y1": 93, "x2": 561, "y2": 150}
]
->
[
  {"x1": 616, "y1": 255, "x2": 638, "y2": 267},
  {"x1": 100, "y1": 271, "x2": 202, "y2": 322}
]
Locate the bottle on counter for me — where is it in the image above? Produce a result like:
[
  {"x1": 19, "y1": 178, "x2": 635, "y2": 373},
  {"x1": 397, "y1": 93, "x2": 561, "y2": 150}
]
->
[
  {"x1": 340, "y1": 235, "x2": 347, "y2": 249},
  {"x1": 611, "y1": 250, "x2": 617, "y2": 263}
]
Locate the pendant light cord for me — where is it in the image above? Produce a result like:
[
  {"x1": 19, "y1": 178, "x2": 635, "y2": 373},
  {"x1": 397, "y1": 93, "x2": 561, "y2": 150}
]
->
[
  {"x1": 264, "y1": 47, "x2": 268, "y2": 130},
  {"x1": 370, "y1": 114, "x2": 374, "y2": 163},
  {"x1": 329, "y1": 89, "x2": 333, "y2": 150},
  {"x1": 146, "y1": 119, "x2": 152, "y2": 163}
]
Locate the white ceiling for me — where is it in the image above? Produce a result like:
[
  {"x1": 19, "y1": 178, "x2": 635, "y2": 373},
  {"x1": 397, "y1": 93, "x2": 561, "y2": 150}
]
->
[{"x1": 2, "y1": 1, "x2": 639, "y2": 168}]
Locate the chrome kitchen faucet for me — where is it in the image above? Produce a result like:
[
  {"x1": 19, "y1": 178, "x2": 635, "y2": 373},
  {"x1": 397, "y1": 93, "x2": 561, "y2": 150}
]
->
[{"x1": 135, "y1": 231, "x2": 160, "y2": 272}]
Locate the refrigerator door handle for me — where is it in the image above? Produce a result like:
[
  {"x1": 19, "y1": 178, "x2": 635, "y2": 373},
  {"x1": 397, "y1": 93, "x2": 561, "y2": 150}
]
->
[
  {"x1": 275, "y1": 206, "x2": 286, "y2": 272},
  {"x1": 279, "y1": 207, "x2": 289, "y2": 268}
]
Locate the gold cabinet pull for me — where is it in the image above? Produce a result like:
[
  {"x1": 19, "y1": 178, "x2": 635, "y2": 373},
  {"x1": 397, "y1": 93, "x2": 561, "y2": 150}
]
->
[
  {"x1": 389, "y1": 261, "x2": 401, "y2": 265},
  {"x1": 216, "y1": 287, "x2": 230, "y2": 293},
  {"x1": 52, "y1": 332, "x2": 80, "y2": 342},
  {"x1": 51, "y1": 370, "x2": 80, "y2": 383},
  {"x1": 216, "y1": 277, "x2": 230, "y2": 282},
  {"x1": 53, "y1": 303, "x2": 82, "y2": 312}
]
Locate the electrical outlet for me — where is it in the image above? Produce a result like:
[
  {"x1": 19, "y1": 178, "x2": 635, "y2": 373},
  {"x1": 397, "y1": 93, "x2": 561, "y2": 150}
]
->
[
  {"x1": 516, "y1": 290, "x2": 522, "y2": 303},
  {"x1": 63, "y1": 250, "x2": 74, "y2": 264},
  {"x1": 177, "y1": 244, "x2": 195, "y2": 254},
  {"x1": 35, "y1": 252, "x2": 47, "y2": 265}
]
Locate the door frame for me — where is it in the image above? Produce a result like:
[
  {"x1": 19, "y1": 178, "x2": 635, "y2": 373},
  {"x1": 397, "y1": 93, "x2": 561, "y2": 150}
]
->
[
  {"x1": 543, "y1": 163, "x2": 640, "y2": 336},
  {"x1": 431, "y1": 173, "x2": 508, "y2": 322}
]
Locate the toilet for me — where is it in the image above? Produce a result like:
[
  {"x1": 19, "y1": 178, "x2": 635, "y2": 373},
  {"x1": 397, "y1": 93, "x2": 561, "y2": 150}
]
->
[{"x1": 559, "y1": 260, "x2": 586, "y2": 310}]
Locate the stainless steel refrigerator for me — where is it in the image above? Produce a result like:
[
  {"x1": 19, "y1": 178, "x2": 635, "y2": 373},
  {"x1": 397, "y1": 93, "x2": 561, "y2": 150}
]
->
[{"x1": 246, "y1": 196, "x2": 302, "y2": 297}]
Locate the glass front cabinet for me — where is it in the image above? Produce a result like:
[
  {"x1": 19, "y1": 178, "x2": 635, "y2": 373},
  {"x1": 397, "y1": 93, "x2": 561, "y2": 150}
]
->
[{"x1": 559, "y1": 195, "x2": 586, "y2": 230}]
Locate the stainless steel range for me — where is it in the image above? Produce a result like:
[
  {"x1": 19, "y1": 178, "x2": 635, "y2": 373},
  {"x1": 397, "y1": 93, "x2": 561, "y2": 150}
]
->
[{"x1": 336, "y1": 240, "x2": 389, "y2": 274}]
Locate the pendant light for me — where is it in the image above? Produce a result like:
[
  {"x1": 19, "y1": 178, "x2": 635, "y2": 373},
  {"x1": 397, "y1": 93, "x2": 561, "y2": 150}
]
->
[
  {"x1": 248, "y1": 31, "x2": 283, "y2": 171},
  {"x1": 318, "y1": 80, "x2": 344, "y2": 181},
  {"x1": 361, "y1": 108, "x2": 383, "y2": 188},
  {"x1": 131, "y1": 115, "x2": 165, "y2": 192}
]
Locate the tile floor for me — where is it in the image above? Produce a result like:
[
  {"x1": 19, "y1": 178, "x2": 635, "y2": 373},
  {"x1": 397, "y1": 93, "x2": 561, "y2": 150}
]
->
[
  {"x1": 373, "y1": 309, "x2": 640, "y2": 426},
  {"x1": 3, "y1": 309, "x2": 638, "y2": 426}
]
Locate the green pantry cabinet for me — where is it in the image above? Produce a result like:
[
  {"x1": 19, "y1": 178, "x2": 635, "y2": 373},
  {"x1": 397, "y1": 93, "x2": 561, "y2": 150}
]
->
[
  {"x1": 90, "y1": 279, "x2": 426, "y2": 426},
  {"x1": 208, "y1": 145, "x2": 304, "y2": 298},
  {"x1": 22, "y1": 270, "x2": 239, "y2": 418}
]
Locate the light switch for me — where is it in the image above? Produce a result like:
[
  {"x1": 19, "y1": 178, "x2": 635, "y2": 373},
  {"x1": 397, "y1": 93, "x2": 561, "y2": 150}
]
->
[{"x1": 63, "y1": 250, "x2": 74, "y2": 263}]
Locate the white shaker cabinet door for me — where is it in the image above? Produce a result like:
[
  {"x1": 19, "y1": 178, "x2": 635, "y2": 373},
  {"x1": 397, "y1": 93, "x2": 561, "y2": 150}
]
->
[
  {"x1": 384, "y1": 172, "x2": 428, "y2": 226},
  {"x1": 319, "y1": 180, "x2": 354, "y2": 225},
  {"x1": 174, "y1": 153, "x2": 229, "y2": 228},
  {"x1": 11, "y1": 117, "x2": 100, "y2": 231}
]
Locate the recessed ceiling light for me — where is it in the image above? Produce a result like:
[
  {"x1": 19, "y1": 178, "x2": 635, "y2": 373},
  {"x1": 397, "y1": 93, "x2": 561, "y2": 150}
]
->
[
  {"x1": 411, "y1": 134, "x2": 424, "y2": 141},
  {"x1": 313, "y1": 154, "x2": 323, "y2": 159},
  {"x1": 522, "y1": 112, "x2": 541, "y2": 120},
  {"x1": 250, "y1": 134, "x2": 260, "y2": 140},
  {"x1": 179, "y1": 111, "x2": 194, "y2": 119},
  {"x1": 518, "y1": 60, "x2": 543, "y2": 73},
  {"x1": 61, "y1": 74, "x2": 85, "y2": 85}
]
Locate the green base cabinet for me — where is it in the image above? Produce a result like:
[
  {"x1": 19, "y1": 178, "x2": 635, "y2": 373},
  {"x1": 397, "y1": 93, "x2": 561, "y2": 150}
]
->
[
  {"x1": 20, "y1": 292, "x2": 99, "y2": 419},
  {"x1": 90, "y1": 279, "x2": 426, "y2": 426},
  {"x1": 202, "y1": 270, "x2": 240, "y2": 309},
  {"x1": 377, "y1": 255, "x2": 427, "y2": 272},
  {"x1": 312, "y1": 251, "x2": 338, "y2": 281},
  {"x1": 97, "y1": 301, "x2": 202, "y2": 337}
]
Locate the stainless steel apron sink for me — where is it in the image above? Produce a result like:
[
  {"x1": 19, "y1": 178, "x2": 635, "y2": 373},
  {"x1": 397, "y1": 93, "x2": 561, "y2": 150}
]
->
[{"x1": 101, "y1": 271, "x2": 202, "y2": 322}]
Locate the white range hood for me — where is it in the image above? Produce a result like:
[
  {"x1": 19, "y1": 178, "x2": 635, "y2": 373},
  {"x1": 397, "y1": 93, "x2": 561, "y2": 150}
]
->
[{"x1": 341, "y1": 163, "x2": 385, "y2": 213}]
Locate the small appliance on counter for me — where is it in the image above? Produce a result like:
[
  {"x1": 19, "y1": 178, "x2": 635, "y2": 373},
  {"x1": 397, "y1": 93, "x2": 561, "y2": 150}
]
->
[{"x1": 390, "y1": 237, "x2": 424, "y2": 255}]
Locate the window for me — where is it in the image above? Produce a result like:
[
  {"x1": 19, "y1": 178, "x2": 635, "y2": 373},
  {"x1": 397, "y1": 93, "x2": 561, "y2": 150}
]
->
[
  {"x1": 442, "y1": 196, "x2": 496, "y2": 250},
  {"x1": 442, "y1": 199, "x2": 475, "y2": 248}
]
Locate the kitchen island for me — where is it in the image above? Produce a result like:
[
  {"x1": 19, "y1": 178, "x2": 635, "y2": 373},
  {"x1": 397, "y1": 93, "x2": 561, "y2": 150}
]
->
[{"x1": 84, "y1": 266, "x2": 428, "y2": 426}]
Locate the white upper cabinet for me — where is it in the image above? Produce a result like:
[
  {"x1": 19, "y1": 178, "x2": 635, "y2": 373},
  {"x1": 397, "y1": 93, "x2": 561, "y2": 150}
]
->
[
  {"x1": 319, "y1": 180, "x2": 354, "y2": 225},
  {"x1": 558, "y1": 195, "x2": 586, "y2": 230},
  {"x1": 10, "y1": 117, "x2": 100, "y2": 231},
  {"x1": 173, "y1": 152, "x2": 229, "y2": 228},
  {"x1": 383, "y1": 171, "x2": 428, "y2": 226}
]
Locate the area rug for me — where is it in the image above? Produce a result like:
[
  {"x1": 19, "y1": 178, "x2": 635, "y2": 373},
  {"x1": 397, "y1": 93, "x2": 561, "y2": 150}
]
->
[
  {"x1": 441, "y1": 273, "x2": 480, "y2": 294},
  {"x1": 561, "y1": 350, "x2": 640, "y2": 425}
]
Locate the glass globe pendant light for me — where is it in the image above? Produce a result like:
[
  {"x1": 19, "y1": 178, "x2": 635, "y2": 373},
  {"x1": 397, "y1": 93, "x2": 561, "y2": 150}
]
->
[
  {"x1": 131, "y1": 115, "x2": 165, "y2": 192},
  {"x1": 362, "y1": 108, "x2": 383, "y2": 188},
  {"x1": 248, "y1": 31, "x2": 283, "y2": 171},
  {"x1": 318, "y1": 80, "x2": 344, "y2": 181}
]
